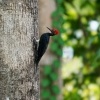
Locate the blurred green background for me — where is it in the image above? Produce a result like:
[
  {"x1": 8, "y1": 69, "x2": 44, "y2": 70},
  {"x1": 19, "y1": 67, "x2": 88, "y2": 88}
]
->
[{"x1": 41, "y1": 0, "x2": 100, "y2": 100}]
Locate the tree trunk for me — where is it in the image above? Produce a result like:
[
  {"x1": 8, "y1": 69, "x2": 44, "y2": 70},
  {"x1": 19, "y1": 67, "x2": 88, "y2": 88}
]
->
[{"x1": 0, "y1": 0, "x2": 39, "y2": 100}]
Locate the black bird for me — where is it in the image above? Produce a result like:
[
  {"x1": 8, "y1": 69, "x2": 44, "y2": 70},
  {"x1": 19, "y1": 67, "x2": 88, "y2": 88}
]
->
[{"x1": 34, "y1": 27, "x2": 59, "y2": 73}]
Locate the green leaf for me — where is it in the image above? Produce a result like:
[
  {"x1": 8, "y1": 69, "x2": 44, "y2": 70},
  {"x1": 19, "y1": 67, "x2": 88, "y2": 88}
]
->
[
  {"x1": 56, "y1": 49, "x2": 62, "y2": 56},
  {"x1": 56, "y1": 0, "x2": 63, "y2": 4},
  {"x1": 52, "y1": 60, "x2": 60, "y2": 68},
  {"x1": 50, "y1": 73, "x2": 58, "y2": 81},
  {"x1": 49, "y1": 96, "x2": 57, "y2": 100},
  {"x1": 52, "y1": 36, "x2": 59, "y2": 41},
  {"x1": 44, "y1": 66, "x2": 52, "y2": 75},
  {"x1": 50, "y1": 43, "x2": 58, "y2": 52},
  {"x1": 41, "y1": 79, "x2": 50, "y2": 87},
  {"x1": 52, "y1": 85, "x2": 60, "y2": 94},
  {"x1": 41, "y1": 90, "x2": 50, "y2": 99},
  {"x1": 52, "y1": 11, "x2": 57, "y2": 17},
  {"x1": 52, "y1": 21, "x2": 59, "y2": 28},
  {"x1": 57, "y1": 39, "x2": 64, "y2": 46}
]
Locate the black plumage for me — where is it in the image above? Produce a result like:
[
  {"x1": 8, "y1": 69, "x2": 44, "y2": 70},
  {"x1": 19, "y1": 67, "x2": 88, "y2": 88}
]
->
[
  {"x1": 36, "y1": 32, "x2": 54, "y2": 65},
  {"x1": 34, "y1": 27, "x2": 59, "y2": 74}
]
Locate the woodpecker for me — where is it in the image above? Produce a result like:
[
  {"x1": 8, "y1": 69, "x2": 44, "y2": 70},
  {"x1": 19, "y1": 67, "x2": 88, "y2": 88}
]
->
[{"x1": 34, "y1": 27, "x2": 59, "y2": 73}]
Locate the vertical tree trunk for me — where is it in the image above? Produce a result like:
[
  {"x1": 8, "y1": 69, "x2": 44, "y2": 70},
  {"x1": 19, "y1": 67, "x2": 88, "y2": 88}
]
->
[{"x1": 0, "y1": 0, "x2": 39, "y2": 100}]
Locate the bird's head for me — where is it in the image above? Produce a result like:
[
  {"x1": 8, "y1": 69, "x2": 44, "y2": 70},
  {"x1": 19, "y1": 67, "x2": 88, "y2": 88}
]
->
[{"x1": 47, "y1": 27, "x2": 59, "y2": 36}]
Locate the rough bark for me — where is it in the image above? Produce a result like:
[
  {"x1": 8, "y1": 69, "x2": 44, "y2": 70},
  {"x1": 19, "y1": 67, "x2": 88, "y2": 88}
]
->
[{"x1": 0, "y1": 0, "x2": 39, "y2": 100}]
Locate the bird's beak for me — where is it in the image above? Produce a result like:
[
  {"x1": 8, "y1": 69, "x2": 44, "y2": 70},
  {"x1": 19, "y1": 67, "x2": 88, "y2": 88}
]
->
[{"x1": 47, "y1": 27, "x2": 52, "y2": 32}]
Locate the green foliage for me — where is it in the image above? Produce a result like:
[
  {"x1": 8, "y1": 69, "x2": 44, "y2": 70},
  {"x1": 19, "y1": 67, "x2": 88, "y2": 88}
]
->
[
  {"x1": 52, "y1": 59, "x2": 60, "y2": 68},
  {"x1": 49, "y1": 96, "x2": 57, "y2": 100},
  {"x1": 41, "y1": 90, "x2": 50, "y2": 99},
  {"x1": 50, "y1": 73, "x2": 58, "y2": 81},
  {"x1": 52, "y1": 85, "x2": 60, "y2": 94},
  {"x1": 56, "y1": 0, "x2": 63, "y2": 4},
  {"x1": 50, "y1": 43, "x2": 59, "y2": 52},
  {"x1": 41, "y1": 0, "x2": 100, "y2": 100},
  {"x1": 44, "y1": 65, "x2": 52, "y2": 75},
  {"x1": 41, "y1": 79, "x2": 50, "y2": 87}
]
